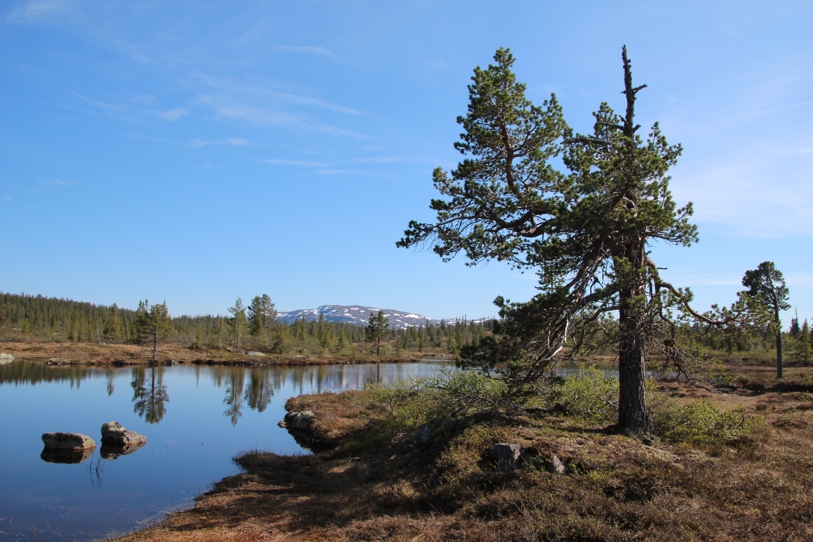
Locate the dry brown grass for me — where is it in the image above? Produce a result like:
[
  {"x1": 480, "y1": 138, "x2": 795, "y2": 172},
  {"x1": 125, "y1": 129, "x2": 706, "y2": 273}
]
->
[
  {"x1": 0, "y1": 339, "x2": 421, "y2": 367},
  {"x1": 110, "y1": 366, "x2": 813, "y2": 542}
]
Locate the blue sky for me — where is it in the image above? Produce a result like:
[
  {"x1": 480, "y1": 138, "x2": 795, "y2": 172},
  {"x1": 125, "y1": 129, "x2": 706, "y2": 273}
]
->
[{"x1": 1, "y1": 1, "x2": 811, "y2": 325}]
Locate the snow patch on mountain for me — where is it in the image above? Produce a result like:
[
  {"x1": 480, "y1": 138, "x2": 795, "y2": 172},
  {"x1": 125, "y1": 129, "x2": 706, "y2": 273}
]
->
[{"x1": 276, "y1": 305, "x2": 491, "y2": 330}]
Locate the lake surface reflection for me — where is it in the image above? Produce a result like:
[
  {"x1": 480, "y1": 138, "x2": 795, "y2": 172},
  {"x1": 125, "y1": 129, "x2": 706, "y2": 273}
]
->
[{"x1": 0, "y1": 360, "x2": 450, "y2": 542}]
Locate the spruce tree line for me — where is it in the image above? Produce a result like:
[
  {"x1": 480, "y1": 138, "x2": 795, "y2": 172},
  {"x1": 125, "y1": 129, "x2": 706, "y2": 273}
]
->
[
  {"x1": 3, "y1": 290, "x2": 808, "y2": 364},
  {"x1": 0, "y1": 292, "x2": 496, "y2": 358}
]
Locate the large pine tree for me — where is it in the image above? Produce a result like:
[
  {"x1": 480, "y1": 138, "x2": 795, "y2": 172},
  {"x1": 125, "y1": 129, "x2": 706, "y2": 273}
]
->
[{"x1": 399, "y1": 47, "x2": 699, "y2": 437}]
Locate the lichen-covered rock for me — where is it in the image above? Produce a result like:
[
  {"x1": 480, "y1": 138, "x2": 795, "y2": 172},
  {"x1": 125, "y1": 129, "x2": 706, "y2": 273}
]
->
[
  {"x1": 41, "y1": 432, "x2": 96, "y2": 450},
  {"x1": 490, "y1": 442, "x2": 522, "y2": 472},
  {"x1": 549, "y1": 454, "x2": 566, "y2": 474},
  {"x1": 101, "y1": 421, "x2": 147, "y2": 447}
]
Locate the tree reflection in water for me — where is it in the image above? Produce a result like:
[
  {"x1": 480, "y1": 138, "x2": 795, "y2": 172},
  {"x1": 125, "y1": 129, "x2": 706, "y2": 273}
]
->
[
  {"x1": 245, "y1": 368, "x2": 274, "y2": 413},
  {"x1": 131, "y1": 366, "x2": 170, "y2": 424},
  {"x1": 2, "y1": 360, "x2": 447, "y2": 429},
  {"x1": 212, "y1": 367, "x2": 275, "y2": 426},
  {"x1": 106, "y1": 372, "x2": 115, "y2": 396},
  {"x1": 222, "y1": 370, "x2": 245, "y2": 426}
]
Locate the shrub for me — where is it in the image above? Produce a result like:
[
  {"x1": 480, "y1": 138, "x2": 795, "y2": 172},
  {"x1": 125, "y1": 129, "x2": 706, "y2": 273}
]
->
[
  {"x1": 424, "y1": 368, "x2": 510, "y2": 413},
  {"x1": 653, "y1": 399, "x2": 751, "y2": 447},
  {"x1": 548, "y1": 365, "x2": 619, "y2": 423},
  {"x1": 365, "y1": 369, "x2": 510, "y2": 430}
]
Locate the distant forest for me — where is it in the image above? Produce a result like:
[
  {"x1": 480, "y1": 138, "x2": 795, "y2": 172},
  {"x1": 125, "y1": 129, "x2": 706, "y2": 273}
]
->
[
  {"x1": 2, "y1": 292, "x2": 810, "y2": 364},
  {"x1": 0, "y1": 292, "x2": 493, "y2": 357}
]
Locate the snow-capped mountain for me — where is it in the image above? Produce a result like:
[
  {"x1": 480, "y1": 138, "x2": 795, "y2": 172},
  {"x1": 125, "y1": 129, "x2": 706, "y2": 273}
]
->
[{"x1": 276, "y1": 305, "x2": 490, "y2": 330}]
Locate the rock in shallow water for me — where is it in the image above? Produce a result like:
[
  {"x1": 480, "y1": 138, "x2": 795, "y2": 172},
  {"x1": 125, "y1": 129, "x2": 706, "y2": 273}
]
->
[
  {"x1": 101, "y1": 421, "x2": 147, "y2": 447},
  {"x1": 41, "y1": 432, "x2": 97, "y2": 450}
]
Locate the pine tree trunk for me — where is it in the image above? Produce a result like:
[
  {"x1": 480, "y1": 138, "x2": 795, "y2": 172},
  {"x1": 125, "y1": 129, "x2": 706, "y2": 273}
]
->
[
  {"x1": 618, "y1": 304, "x2": 652, "y2": 436},
  {"x1": 775, "y1": 305, "x2": 783, "y2": 378},
  {"x1": 616, "y1": 286, "x2": 653, "y2": 437},
  {"x1": 152, "y1": 331, "x2": 157, "y2": 361}
]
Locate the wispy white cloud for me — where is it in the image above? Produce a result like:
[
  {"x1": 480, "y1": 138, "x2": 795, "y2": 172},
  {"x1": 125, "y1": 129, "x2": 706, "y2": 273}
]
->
[
  {"x1": 6, "y1": 0, "x2": 77, "y2": 23},
  {"x1": 663, "y1": 63, "x2": 813, "y2": 240},
  {"x1": 349, "y1": 156, "x2": 433, "y2": 164},
  {"x1": 234, "y1": 21, "x2": 269, "y2": 45},
  {"x1": 266, "y1": 156, "x2": 427, "y2": 169},
  {"x1": 277, "y1": 92, "x2": 367, "y2": 116},
  {"x1": 196, "y1": 75, "x2": 368, "y2": 116},
  {"x1": 312, "y1": 124, "x2": 370, "y2": 139},
  {"x1": 198, "y1": 96, "x2": 303, "y2": 126},
  {"x1": 71, "y1": 92, "x2": 144, "y2": 124},
  {"x1": 126, "y1": 133, "x2": 173, "y2": 144},
  {"x1": 426, "y1": 59, "x2": 449, "y2": 71},
  {"x1": 313, "y1": 169, "x2": 367, "y2": 176},
  {"x1": 38, "y1": 179, "x2": 78, "y2": 188},
  {"x1": 673, "y1": 146, "x2": 813, "y2": 238},
  {"x1": 265, "y1": 159, "x2": 327, "y2": 167},
  {"x1": 276, "y1": 45, "x2": 337, "y2": 59},
  {"x1": 157, "y1": 107, "x2": 188, "y2": 122},
  {"x1": 788, "y1": 145, "x2": 813, "y2": 157},
  {"x1": 188, "y1": 137, "x2": 251, "y2": 148},
  {"x1": 197, "y1": 93, "x2": 370, "y2": 139},
  {"x1": 72, "y1": 92, "x2": 122, "y2": 113},
  {"x1": 785, "y1": 272, "x2": 813, "y2": 289}
]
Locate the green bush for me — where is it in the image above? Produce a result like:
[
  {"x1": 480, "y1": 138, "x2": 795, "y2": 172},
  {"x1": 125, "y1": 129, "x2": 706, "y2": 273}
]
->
[
  {"x1": 548, "y1": 365, "x2": 619, "y2": 423},
  {"x1": 424, "y1": 368, "x2": 510, "y2": 413},
  {"x1": 653, "y1": 399, "x2": 751, "y2": 447}
]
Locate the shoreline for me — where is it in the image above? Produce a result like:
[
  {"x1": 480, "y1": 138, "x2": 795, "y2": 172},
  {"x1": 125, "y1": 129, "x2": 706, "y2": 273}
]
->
[
  {"x1": 110, "y1": 364, "x2": 813, "y2": 542},
  {"x1": 0, "y1": 339, "x2": 447, "y2": 367}
]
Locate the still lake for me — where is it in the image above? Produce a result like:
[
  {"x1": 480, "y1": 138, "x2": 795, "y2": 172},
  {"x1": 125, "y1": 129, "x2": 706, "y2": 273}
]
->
[{"x1": 0, "y1": 359, "x2": 453, "y2": 542}]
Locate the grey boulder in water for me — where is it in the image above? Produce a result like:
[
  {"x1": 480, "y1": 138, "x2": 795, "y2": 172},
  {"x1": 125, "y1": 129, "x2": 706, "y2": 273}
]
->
[
  {"x1": 41, "y1": 432, "x2": 97, "y2": 450},
  {"x1": 100, "y1": 421, "x2": 147, "y2": 447}
]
